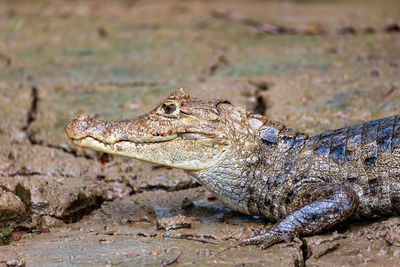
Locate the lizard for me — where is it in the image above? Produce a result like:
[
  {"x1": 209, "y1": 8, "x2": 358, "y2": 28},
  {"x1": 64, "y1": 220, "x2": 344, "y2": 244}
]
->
[{"x1": 65, "y1": 88, "x2": 400, "y2": 249}]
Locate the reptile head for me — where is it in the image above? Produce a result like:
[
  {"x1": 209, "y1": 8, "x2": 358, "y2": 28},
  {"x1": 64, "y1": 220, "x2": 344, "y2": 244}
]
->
[{"x1": 65, "y1": 88, "x2": 243, "y2": 170}]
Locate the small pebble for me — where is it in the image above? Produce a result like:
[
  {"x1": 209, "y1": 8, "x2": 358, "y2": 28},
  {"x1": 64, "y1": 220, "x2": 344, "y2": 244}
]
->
[{"x1": 370, "y1": 70, "x2": 380, "y2": 77}]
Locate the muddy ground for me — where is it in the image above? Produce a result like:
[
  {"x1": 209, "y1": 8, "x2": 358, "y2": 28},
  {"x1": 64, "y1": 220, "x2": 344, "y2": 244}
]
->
[{"x1": 0, "y1": 0, "x2": 400, "y2": 266}]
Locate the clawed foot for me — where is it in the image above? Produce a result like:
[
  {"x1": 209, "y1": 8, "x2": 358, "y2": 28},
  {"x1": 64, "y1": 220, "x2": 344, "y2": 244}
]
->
[{"x1": 239, "y1": 230, "x2": 286, "y2": 250}]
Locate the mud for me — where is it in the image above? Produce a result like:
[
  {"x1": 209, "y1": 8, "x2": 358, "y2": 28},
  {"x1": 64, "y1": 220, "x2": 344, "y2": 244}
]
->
[
  {"x1": 0, "y1": 0, "x2": 400, "y2": 265},
  {"x1": 156, "y1": 214, "x2": 193, "y2": 231}
]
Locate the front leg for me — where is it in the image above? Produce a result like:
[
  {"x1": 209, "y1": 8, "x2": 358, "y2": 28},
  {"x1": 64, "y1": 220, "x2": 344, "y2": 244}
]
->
[{"x1": 242, "y1": 184, "x2": 359, "y2": 249}]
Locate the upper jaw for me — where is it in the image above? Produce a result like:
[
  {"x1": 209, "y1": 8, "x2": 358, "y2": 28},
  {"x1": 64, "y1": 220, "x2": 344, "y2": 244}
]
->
[{"x1": 65, "y1": 114, "x2": 221, "y2": 145}]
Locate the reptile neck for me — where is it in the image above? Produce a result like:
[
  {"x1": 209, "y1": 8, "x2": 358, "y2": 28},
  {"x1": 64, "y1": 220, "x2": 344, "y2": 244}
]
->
[
  {"x1": 188, "y1": 147, "x2": 257, "y2": 215},
  {"x1": 188, "y1": 125, "x2": 309, "y2": 219}
]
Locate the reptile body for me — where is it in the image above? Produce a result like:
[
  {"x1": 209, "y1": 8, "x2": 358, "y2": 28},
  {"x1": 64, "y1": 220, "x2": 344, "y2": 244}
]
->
[{"x1": 65, "y1": 89, "x2": 400, "y2": 248}]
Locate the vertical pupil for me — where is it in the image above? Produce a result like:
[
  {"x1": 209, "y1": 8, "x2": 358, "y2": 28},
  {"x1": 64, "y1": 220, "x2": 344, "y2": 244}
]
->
[{"x1": 164, "y1": 104, "x2": 176, "y2": 114}]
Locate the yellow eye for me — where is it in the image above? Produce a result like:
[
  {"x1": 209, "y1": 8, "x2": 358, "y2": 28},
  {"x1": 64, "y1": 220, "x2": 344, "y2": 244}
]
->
[{"x1": 162, "y1": 103, "x2": 177, "y2": 114}]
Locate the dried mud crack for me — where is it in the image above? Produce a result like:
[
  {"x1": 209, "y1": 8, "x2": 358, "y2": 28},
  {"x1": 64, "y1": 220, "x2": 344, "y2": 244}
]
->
[
  {"x1": 245, "y1": 80, "x2": 271, "y2": 115},
  {"x1": 211, "y1": 9, "x2": 400, "y2": 36},
  {"x1": 134, "y1": 181, "x2": 201, "y2": 194},
  {"x1": 62, "y1": 194, "x2": 105, "y2": 223},
  {"x1": 21, "y1": 85, "x2": 38, "y2": 143},
  {"x1": 34, "y1": 143, "x2": 94, "y2": 160},
  {"x1": 207, "y1": 55, "x2": 230, "y2": 76},
  {"x1": 299, "y1": 237, "x2": 309, "y2": 266},
  {"x1": 20, "y1": 85, "x2": 94, "y2": 160},
  {"x1": 24, "y1": 86, "x2": 38, "y2": 128}
]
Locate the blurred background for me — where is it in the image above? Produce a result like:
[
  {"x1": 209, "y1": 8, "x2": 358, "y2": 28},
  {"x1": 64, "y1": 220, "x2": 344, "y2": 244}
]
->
[{"x1": 1, "y1": 0, "x2": 400, "y2": 265}]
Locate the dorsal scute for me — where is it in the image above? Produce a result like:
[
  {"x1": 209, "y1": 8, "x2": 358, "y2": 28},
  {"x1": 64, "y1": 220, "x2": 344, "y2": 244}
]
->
[{"x1": 259, "y1": 120, "x2": 287, "y2": 144}]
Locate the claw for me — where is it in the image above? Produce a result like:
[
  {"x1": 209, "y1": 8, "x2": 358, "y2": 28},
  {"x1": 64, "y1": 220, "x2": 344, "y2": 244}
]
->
[{"x1": 259, "y1": 242, "x2": 270, "y2": 250}]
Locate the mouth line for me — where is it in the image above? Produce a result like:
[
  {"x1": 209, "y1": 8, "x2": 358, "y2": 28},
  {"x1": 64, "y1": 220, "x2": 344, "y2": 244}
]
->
[
  {"x1": 70, "y1": 134, "x2": 178, "y2": 145},
  {"x1": 70, "y1": 132, "x2": 216, "y2": 146}
]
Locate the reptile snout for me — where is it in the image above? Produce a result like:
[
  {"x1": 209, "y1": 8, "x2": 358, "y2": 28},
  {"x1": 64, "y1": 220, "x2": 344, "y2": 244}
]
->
[{"x1": 65, "y1": 114, "x2": 93, "y2": 139}]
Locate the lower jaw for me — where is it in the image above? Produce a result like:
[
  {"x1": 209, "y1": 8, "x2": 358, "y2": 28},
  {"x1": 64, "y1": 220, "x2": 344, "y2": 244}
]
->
[
  {"x1": 72, "y1": 139, "x2": 81, "y2": 146},
  {"x1": 70, "y1": 136, "x2": 230, "y2": 171}
]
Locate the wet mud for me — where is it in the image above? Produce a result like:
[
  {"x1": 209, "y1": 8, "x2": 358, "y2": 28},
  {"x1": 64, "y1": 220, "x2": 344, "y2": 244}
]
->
[{"x1": 1, "y1": 0, "x2": 400, "y2": 266}]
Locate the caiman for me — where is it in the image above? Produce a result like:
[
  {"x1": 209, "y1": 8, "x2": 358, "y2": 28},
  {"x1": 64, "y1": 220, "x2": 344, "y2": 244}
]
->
[{"x1": 65, "y1": 88, "x2": 400, "y2": 249}]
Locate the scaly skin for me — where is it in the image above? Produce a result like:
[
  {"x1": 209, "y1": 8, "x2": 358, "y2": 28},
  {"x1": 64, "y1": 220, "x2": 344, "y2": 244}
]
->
[{"x1": 66, "y1": 89, "x2": 400, "y2": 249}]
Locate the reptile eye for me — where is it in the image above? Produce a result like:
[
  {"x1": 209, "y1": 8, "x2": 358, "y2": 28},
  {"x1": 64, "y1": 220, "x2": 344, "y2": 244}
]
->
[{"x1": 162, "y1": 103, "x2": 177, "y2": 114}]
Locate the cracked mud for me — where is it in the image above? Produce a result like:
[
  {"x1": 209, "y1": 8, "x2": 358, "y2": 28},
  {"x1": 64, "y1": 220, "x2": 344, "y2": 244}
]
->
[{"x1": 1, "y1": 0, "x2": 400, "y2": 266}]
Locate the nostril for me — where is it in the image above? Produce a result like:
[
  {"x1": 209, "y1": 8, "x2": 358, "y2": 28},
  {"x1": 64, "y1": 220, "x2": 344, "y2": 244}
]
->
[{"x1": 65, "y1": 114, "x2": 92, "y2": 138}]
